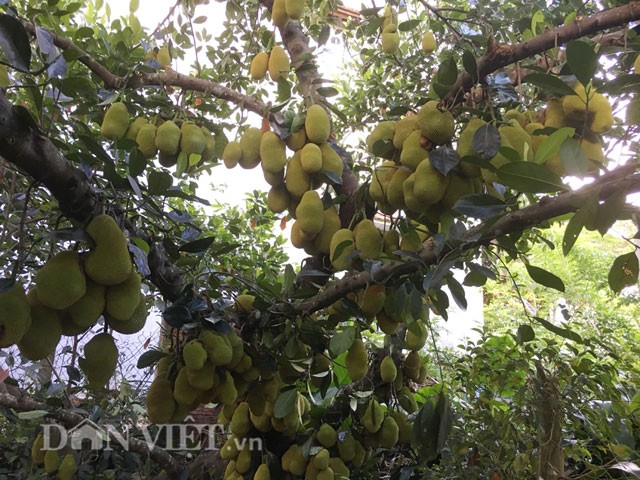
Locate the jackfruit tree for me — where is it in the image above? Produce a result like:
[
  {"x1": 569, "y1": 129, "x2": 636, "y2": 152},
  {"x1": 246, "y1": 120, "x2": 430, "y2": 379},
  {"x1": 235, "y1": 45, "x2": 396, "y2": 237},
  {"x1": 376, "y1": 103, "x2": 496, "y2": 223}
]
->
[{"x1": 1, "y1": 1, "x2": 640, "y2": 480}]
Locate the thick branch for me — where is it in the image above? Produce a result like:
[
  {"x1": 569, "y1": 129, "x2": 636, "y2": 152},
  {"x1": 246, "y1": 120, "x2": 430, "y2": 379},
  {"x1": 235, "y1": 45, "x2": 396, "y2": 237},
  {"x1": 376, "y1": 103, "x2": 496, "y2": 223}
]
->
[
  {"x1": 0, "y1": 392, "x2": 181, "y2": 476},
  {"x1": 441, "y1": 2, "x2": 640, "y2": 107},
  {"x1": 284, "y1": 163, "x2": 640, "y2": 315}
]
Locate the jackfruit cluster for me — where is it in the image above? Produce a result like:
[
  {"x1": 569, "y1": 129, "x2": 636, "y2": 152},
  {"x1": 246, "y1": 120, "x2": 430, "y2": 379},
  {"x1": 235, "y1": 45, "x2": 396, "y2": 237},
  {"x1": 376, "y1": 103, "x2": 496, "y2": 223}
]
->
[
  {"x1": 270, "y1": 0, "x2": 306, "y2": 29},
  {"x1": 31, "y1": 432, "x2": 78, "y2": 477},
  {"x1": 100, "y1": 104, "x2": 218, "y2": 174}
]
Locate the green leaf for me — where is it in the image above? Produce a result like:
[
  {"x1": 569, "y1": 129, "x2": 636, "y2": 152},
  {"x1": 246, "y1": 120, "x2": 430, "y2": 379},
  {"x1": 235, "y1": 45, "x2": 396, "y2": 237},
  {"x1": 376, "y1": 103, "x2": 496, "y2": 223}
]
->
[
  {"x1": 317, "y1": 87, "x2": 339, "y2": 97},
  {"x1": 429, "y1": 147, "x2": 459, "y2": 176},
  {"x1": 562, "y1": 196, "x2": 598, "y2": 256},
  {"x1": 329, "y1": 326, "x2": 356, "y2": 357},
  {"x1": 147, "y1": 170, "x2": 173, "y2": 196},
  {"x1": 273, "y1": 387, "x2": 298, "y2": 419},
  {"x1": 447, "y1": 275, "x2": 467, "y2": 310},
  {"x1": 398, "y1": 19, "x2": 421, "y2": 32},
  {"x1": 533, "y1": 316, "x2": 583, "y2": 343},
  {"x1": 497, "y1": 162, "x2": 565, "y2": 193},
  {"x1": 472, "y1": 123, "x2": 501, "y2": 159},
  {"x1": 179, "y1": 236, "x2": 215, "y2": 253},
  {"x1": 453, "y1": 194, "x2": 507, "y2": 220},
  {"x1": 533, "y1": 127, "x2": 575, "y2": 164},
  {"x1": 566, "y1": 40, "x2": 598, "y2": 86},
  {"x1": 462, "y1": 50, "x2": 477, "y2": 80},
  {"x1": 412, "y1": 392, "x2": 452, "y2": 462},
  {"x1": 18, "y1": 410, "x2": 50, "y2": 420},
  {"x1": 522, "y1": 73, "x2": 575, "y2": 96},
  {"x1": 516, "y1": 325, "x2": 535, "y2": 343},
  {"x1": 317, "y1": 25, "x2": 331, "y2": 46},
  {"x1": 559, "y1": 137, "x2": 589, "y2": 176},
  {"x1": 525, "y1": 264, "x2": 565, "y2": 292},
  {"x1": 0, "y1": 14, "x2": 31, "y2": 72},
  {"x1": 437, "y1": 56, "x2": 458, "y2": 85},
  {"x1": 595, "y1": 190, "x2": 627, "y2": 235},
  {"x1": 608, "y1": 252, "x2": 639, "y2": 293},
  {"x1": 136, "y1": 349, "x2": 168, "y2": 369}
]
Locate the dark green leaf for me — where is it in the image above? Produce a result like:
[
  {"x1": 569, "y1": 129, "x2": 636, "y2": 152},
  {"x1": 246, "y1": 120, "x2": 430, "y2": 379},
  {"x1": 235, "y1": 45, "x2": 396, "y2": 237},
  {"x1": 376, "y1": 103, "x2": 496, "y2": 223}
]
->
[
  {"x1": 318, "y1": 25, "x2": 331, "y2": 46},
  {"x1": 522, "y1": 73, "x2": 576, "y2": 96},
  {"x1": 562, "y1": 196, "x2": 597, "y2": 256},
  {"x1": 317, "y1": 87, "x2": 339, "y2": 97},
  {"x1": 437, "y1": 57, "x2": 458, "y2": 85},
  {"x1": 179, "y1": 236, "x2": 215, "y2": 253},
  {"x1": 566, "y1": 40, "x2": 597, "y2": 86},
  {"x1": 497, "y1": 162, "x2": 565, "y2": 193},
  {"x1": 453, "y1": 194, "x2": 507, "y2": 219},
  {"x1": 429, "y1": 147, "x2": 459, "y2": 176},
  {"x1": 462, "y1": 50, "x2": 477, "y2": 80},
  {"x1": 0, "y1": 14, "x2": 31, "y2": 71},
  {"x1": 447, "y1": 275, "x2": 467, "y2": 310},
  {"x1": 525, "y1": 264, "x2": 565, "y2": 292},
  {"x1": 136, "y1": 350, "x2": 168, "y2": 369},
  {"x1": 398, "y1": 19, "x2": 421, "y2": 31},
  {"x1": 533, "y1": 316, "x2": 583, "y2": 343},
  {"x1": 147, "y1": 170, "x2": 173, "y2": 196},
  {"x1": 595, "y1": 190, "x2": 627, "y2": 235},
  {"x1": 608, "y1": 251, "x2": 639, "y2": 293},
  {"x1": 472, "y1": 123, "x2": 501, "y2": 159},
  {"x1": 273, "y1": 387, "x2": 298, "y2": 419},
  {"x1": 329, "y1": 326, "x2": 356, "y2": 357},
  {"x1": 516, "y1": 325, "x2": 535, "y2": 343}
]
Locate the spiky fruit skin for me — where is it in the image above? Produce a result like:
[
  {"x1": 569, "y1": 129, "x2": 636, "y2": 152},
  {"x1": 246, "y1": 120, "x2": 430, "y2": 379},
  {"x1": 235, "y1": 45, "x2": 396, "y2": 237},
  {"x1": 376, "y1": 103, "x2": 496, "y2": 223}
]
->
[
  {"x1": 200, "y1": 330, "x2": 233, "y2": 365},
  {"x1": 378, "y1": 416, "x2": 399, "y2": 448},
  {"x1": 254, "y1": 463, "x2": 271, "y2": 480},
  {"x1": 456, "y1": 118, "x2": 486, "y2": 177},
  {"x1": 223, "y1": 141, "x2": 243, "y2": 168},
  {"x1": 362, "y1": 399, "x2": 384, "y2": 433},
  {"x1": 305, "y1": 105, "x2": 331, "y2": 144},
  {"x1": 313, "y1": 207, "x2": 341, "y2": 254},
  {"x1": 200, "y1": 127, "x2": 217, "y2": 162},
  {"x1": 301, "y1": 143, "x2": 323, "y2": 173},
  {"x1": 499, "y1": 121, "x2": 533, "y2": 161},
  {"x1": 36, "y1": 251, "x2": 86, "y2": 310},
  {"x1": 18, "y1": 291, "x2": 62, "y2": 360},
  {"x1": 268, "y1": 45, "x2": 290, "y2": 81},
  {"x1": 405, "y1": 321, "x2": 428, "y2": 350},
  {"x1": 260, "y1": 131, "x2": 287, "y2": 173},
  {"x1": 239, "y1": 127, "x2": 263, "y2": 169},
  {"x1": 230, "y1": 402, "x2": 251, "y2": 437},
  {"x1": 330, "y1": 229, "x2": 355, "y2": 270},
  {"x1": 101, "y1": 102, "x2": 129, "y2": 140},
  {"x1": 107, "y1": 293, "x2": 147, "y2": 334},
  {"x1": 317, "y1": 423, "x2": 337, "y2": 448},
  {"x1": 267, "y1": 186, "x2": 290, "y2": 213},
  {"x1": 125, "y1": 117, "x2": 148, "y2": 141},
  {"x1": 380, "y1": 355, "x2": 397, "y2": 382},
  {"x1": 57, "y1": 453, "x2": 78, "y2": 480},
  {"x1": 183, "y1": 340, "x2": 207, "y2": 370},
  {"x1": 146, "y1": 377, "x2": 176, "y2": 424},
  {"x1": 0, "y1": 282, "x2": 31, "y2": 348},
  {"x1": 135, "y1": 123, "x2": 158, "y2": 159},
  {"x1": 155, "y1": 120, "x2": 182, "y2": 155},
  {"x1": 250, "y1": 52, "x2": 269, "y2": 80},
  {"x1": 285, "y1": 0, "x2": 304, "y2": 19},
  {"x1": 422, "y1": 31, "x2": 436, "y2": 53},
  {"x1": 79, "y1": 333, "x2": 118, "y2": 388},
  {"x1": 337, "y1": 433, "x2": 356, "y2": 462},
  {"x1": 417, "y1": 101, "x2": 455, "y2": 145},
  {"x1": 296, "y1": 190, "x2": 324, "y2": 235},
  {"x1": 381, "y1": 24, "x2": 400, "y2": 54},
  {"x1": 181, "y1": 122, "x2": 207, "y2": 156},
  {"x1": 44, "y1": 449, "x2": 60, "y2": 474},
  {"x1": 354, "y1": 219, "x2": 382, "y2": 260},
  {"x1": 105, "y1": 271, "x2": 141, "y2": 321},
  {"x1": 345, "y1": 339, "x2": 368, "y2": 381},
  {"x1": 319, "y1": 142, "x2": 344, "y2": 179},
  {"x1": 387, "y1": 167, "x2": 412, "y2": 210},
  {"x1": 85, "y1": 214, "x2": 132, "y2": 286},
  {"x1": 285, "y1": 151, "x2": 312, "y2": 198},
  {"x1": 271, "y1": 0, "x2": 289, "y2": 28},
  {"x1": 413, "y1": 159, "x2": 449, "y2": 206}
]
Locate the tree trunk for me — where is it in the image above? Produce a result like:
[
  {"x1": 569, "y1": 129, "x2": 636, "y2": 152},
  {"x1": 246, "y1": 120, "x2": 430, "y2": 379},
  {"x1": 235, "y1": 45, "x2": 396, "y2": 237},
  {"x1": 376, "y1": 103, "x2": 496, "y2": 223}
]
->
[{"x1": 534, "y1": 361, "x2": 565, "y2": 480}]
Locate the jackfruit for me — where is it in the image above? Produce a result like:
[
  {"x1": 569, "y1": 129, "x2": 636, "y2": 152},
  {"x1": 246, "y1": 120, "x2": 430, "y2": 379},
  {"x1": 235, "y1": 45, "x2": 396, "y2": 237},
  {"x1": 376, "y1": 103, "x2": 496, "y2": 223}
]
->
[
  {"x1": 36, "y1": 251, "x2": 86, "y2": 310},
  {"x1": 312, "y1": 448, "x2": 330, "y2": 470},
  {"x1": 499, "y1": 120, "x2": 532, "y2": 161},
  {"x1": 254, "y1": 463, "x2": 271, "y2": 480},
  {"x1": 319, "y1": 142, "x2": 344, "y2": 180},
  {"x1": 18, "y1": 291, "x2": 62, "y2": 360},
  {"x1": 236, "y1": 294, "x2": 255, "y2": 312},
  {"x1": 354, "y1": 219, "x2": 382, "y2": 260},
  {"x1": 417, "y1": 101, "x2": 455, "y2": 145},
  {"x1": 136, "y1": 123, "x2": 158, "y2": 158},
  {"x1": 55, "y1": 453, "x2": 77, "y2": 480},
  {"x1": 218, "y1": 370, "x2": 238, "y2": 406},
  {"x1": 390, "y1": 411, "x2": 412, "y2": 444},
  {"x1": 230, "y1": 401, "x2": 251, "y2": 437},
  {"x1": 268, "y1": 45, "x2": 290, "y2": 81},
  {"x1": 180, "y1": 122, "x2": 207, "y2": 156},
  {"x1": 79, "y1": 333, "x2": 118, "y2": 388},
  {"x1": 383, "y1": 229, "x2": 401, "y2": 259},
  {"x1": 107, "y1": 292, "x2": 147, "y2": 334},
  {"x1": 381, "y1": 5, "x2": 397, "y2": 31},
  {"x1": 227, "y1": 330, "x2": 245, "y2": 368},
  {"x1": 329, "y1": 458, "x2": 350, "y2": 479},
  {"x1": 173, "y1": 367, "x2": 198, "y2": 407},
  {"x1": 271, "y1": 0, "x2": 289, "y2": 28},
  {"x1": 125, "y1": 117, "x2": 148, "y2": 141},
  {"x1": 387, "y1": 167, "x2": 412, "y2": 209},
  {"x1": 405, "y1": 321, "x2": 428, "y2": 350},
  {"x1": 403, "y1": 350, "x2": 422, "y2": 382},
  {"x1": 441, "y1": 173, "x2": 477, "y2": 209},
  {"x1": 313, "y1": 207, "x2": 341, "y2": 254},
  {"x1": 104, "y1": 271, "x2": 141, "y2": 321},
  {"x1": 352, "y1": 438, "x2": 366, "y2": 467},
  {"x1": 186, "y1": 360, "x2": 216, "y2": 390},
  {"x1": 267, "y1": 185, "x2": 290, "y2": 213},
  {"x1": 285, "y1": 151, "x2": 312, "y2": 198},
  {"x1": 413, "y1": 158, "x2": 449, "y2": 205},
  {"x1": 44, "y1": 449, "x2": 60, "y2": 474},
  {"x1": 380, "y1": 355, "x2": 397, "y2": 382},
  {"x1": 378, "y1": 416, "x2": 399, "y2": 448},
  {"x1": 337, "y1": 433, "x2": 356, "y2": 462},
  {"x1": 544, "y1": 98, "x2": 567, "y2": 129},
  {"x1": 285, "y1": 0, "x2": 304, "y2": 18},
  {"x1": 183, "y1": 340, "x2": 207, "y2": 370},
  {"x1": 200, "y1": 127, "x2": 217, "y2": 163},
  {"x1": 287, "y1": 128, "x2": 307, "y2": 151},
  {"x1": 358, "y1": 285, "x2": 386, "y2": 319},
  {"x1": 525, "y1": 122, "x2": 547, "y2": 153},
  {"x1": 263, "y1": 166, "x2": 285, "y2": 187},
  {"x1": 101, "y1": 102, "x2": 129, "y2": 140},
  {"x1": 376, "y1": 310, "x2": 400, "y2": 334},
  {"x1": 305, "y1": 105, "x2": 331, "y2": 144},
  {"x1": 381, "y1": 24, "x2": 400, "y2": 54},
  {"x1": 317, "y1": 423, "x2": 337, "y2": 448},
  {"x1": 239, "y1": 127, "x2": 263, "y2": 169},
  {"x1": 0, "y1": 281, "x2": 31, "y2": 348},
  {"x1": 288, "y1": 444, "x2": 307, "y2": 476},
  {"x1": 345, "y1": 338, "x2": 368, "y2": 381},
  {"x1": 250, "y1": 52, "x2": 269, "y2": 80},
  {"x1": 200, "y1": 330, "x2": 233, "y2": 365},
  {"x1": 260, "y1": 131, "x2": 287, "y2": 173},
  {"x1": 146, "y1": 377, "x2": 176, "y2": 423},
  {"x1": 85, "y1": 214, "x2": 132, "y2": 286},
  {"x1": 159, "y1": 150, "x2": 178, "y2": 168},
  {"x1": 301, "y1": 143, "x2": 323, "y2": 173},
  {"x1": 400, "y1": 130, "x2": 429, "y2": 170},
  {"x1": 236, "y1": 443, "x2": 252, "y2": 474},
  {"x1": 155, "y1": 120, "x2": 181, "y2": 155},
  {"x1": 220, "y1": 434, "x2": 240, "y2": 460},
  {"x1": 366, "y1": 121, "x2": 397, "y2": 159},
  {"x1": 393, "y1": 115, "x2": 420, "y2": 150},
  {"x1": 330, "y1": 228, "x2": 355, "y2": 270},
  {"x1": 31, "y1": 433, "x2": 45, "y2": 465},
  {"x1": 296, "y1": 190, "x2": 324, "y2": 235},
  {"x1": 223, "y1": 141, "x2": 242, "y2": 168},
  {"x1": 398, "y1": 386, "x2": 418, "y2": 413},
  {"x1": 401, "y1": 172, "x2": 423, "y2": 213},
  {"x1": 456, "y1": 118, "x2": 486, "y2": 177},
  {"x1": 361, "y1": 398, "x2": 384, "y2": 434},
  {"x1": 422, "y1": 31, "x2": 437, "y2": 54}
]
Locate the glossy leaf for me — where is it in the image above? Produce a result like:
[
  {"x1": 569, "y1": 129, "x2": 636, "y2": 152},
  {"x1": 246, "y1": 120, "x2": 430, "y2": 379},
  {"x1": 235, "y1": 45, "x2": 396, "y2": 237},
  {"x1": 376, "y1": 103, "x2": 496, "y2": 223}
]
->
[{"x1": 608, "y1": 252, "x2": 639, "y2": 293}]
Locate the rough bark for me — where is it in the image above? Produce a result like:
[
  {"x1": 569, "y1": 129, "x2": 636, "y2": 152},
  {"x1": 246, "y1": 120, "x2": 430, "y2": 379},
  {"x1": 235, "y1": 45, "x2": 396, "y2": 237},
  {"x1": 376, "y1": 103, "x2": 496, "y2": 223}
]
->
[{"x1": 534, "y1": 362, "x2": 565, "y2": 480}]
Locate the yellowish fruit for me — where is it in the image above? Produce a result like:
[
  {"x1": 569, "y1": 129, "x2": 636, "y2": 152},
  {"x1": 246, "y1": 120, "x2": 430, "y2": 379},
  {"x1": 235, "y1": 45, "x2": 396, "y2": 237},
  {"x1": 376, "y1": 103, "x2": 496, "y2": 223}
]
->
[
  {"x1": 105, "y1": 271, "x2": 141, "y2": 321},
  {"x1": 268, "y1": 45, "x2": 290, "y2": 81},
  {"x1": 378, "y1": 416, "x2": 399, "y2": 448},
  {"x1": 305, "y1": 105, "x2": 331, "y2": 144},
  {"x1": 250, "y1": 52, "x2": 269, "y2": 80},
  {"x1": 223, "y1": 141, "x2": 243, "y2": 168},
  {"x1": 345, "y1": 338, "x2": 368, "y2": 381},
  {"x1": 403, "y1": 350, "x2": 422, "y2": 382},
  {"x1": 181, "y1": 122, "x2": 207, "y2": 156},
  {"x1": 0, "y1": 282, "x2": 31, "y2": 348},
  {"x1": 399, "y1": 130, "x2": 429, "y2": 170},
  {"x1": 239, "y1": 127, "x2": 263, "y2": 169},
  {"x1": 84, "y1": 214, "x2": 132, "y2": 286},
  {"x1": 417, "y1": 101, "x2": 455, "y2": 145},
  {"x1": 285, "y1": 151, "x2": 312, "y2": 198},
  {"x1": 260, "y1": 131, "x2": 287, "y2": 173},
  {"x1": 357, "y1": 284, "x2": 385, "y2": 319},
  {"x1": 285, "y1": 0, "x2": 304, "y2": 19},
  {"x1": 313, "y1": 206, "x2": 342, "y2": 254},
  {"x1": 393, "y1": 115, "x2": 420, "y2": 150},
  {"x1": 499, "y1": 120, "x2": 533, "y2": 161},
  {"x1": 146, "y1": 377, "x2": 176, "y2": 424},
  {"x1": 544, "y1": 98, "x2": 567, "y2": 129},
  {"x1": 296, "y1": 190, "x2": 324, "y2": 235},
  {"x1": 157, "y1": 46, "x2": 171, "y2": 67},
  {"x1": 301, "y1": 143, "x2": 323, "y2": 173},
  {"x1": 200, "y1": 127, "x2": 217, "y2": 163},
  {"x1": 101, "y1": 102, "x2": 129, "y2": 140},
  {"x1": 381, "y1": 24, "x2": 400, "y2": 54},
  {"x1": 380, "y1": 355, "x2": 397, "y2": 382},
  {"x1": 330, "y1": 228, "x2": 355, "y2": 270},
  {"x1": 337, "y1": 433, "x2": 356, "y2": 462},
  {"x1": 354, "y1": 219, "x2": 382, "y2": 260},
  {"x1": 319, "y1": 142, "x2": 344, "y2": 179},
  {"x1": 254, "y1": 463, "x2": 271, "y2": 480},
  {"x1": 317, "y1": 423, "x2": 337, "y2": 448},
  {"x1": 413, "y1": 159, "x2": 449, "y2": 205},
  {"x1": 125, "y1": 117, "x2": 148, "y2": 141},
  {"x1": 230, "y1": 401, "x2": 251, "y2": 437},
  {"x1": 106, "y1": 292, "x2": 147, "y2": 334},
  {"x1": 267, "y1": 185, "x2": 291, "y2": 213},
  {"x1": 135, "y1": 123, "x2": 158, "y2": 158},
  {"x1": 18, "y1": 291, "x2": 62, "y2": 360},
  {"x1": 387, "y1": 167, "x2": 412, "y2": 209},
  {"x1": 36, "y1": 251, "x2": 86, "y2": 310},
  {"x1": 44, "y1": 449, "x2": 60, "y2": 474},
  {"x1": 155, "y1": 120, "x2": 181, "y2": 156},
  {"x1": 422, "y1": 30, "x2": 436, "y2": 54},
  {"x1": 31, "y1": 433, "x2": 45, "y2": 465},
  {"x1": 287, "y1": 128, "x2": 307, "y2": 151},
  {"x1": 366, "y1": 121, "x2": 397, "y2": 159},
  {"x1": 78, "y1": 333, "x2": 118, "y2": 388},
  {"x1": 271, "y1": 0, "x2": 289, "y2": 28}
]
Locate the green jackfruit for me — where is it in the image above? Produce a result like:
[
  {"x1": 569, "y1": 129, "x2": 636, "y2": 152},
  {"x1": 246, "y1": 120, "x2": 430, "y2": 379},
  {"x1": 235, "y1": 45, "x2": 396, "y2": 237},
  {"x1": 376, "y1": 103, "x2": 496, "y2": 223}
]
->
[
  {"x1": 223, "y1": 141, "x2": 243, "y2": 168},
  {"x1": 456, "y1": 118, "x2": 486, "y2": 177},
  {"x1": 287, "y1": 128, "x2": 307, "y2": 151},
  {"x1": 271, "y1": 0, "x2": 289, "y2": 28},
  {"x1": 393, "y1": 115, "x2": 420, "y2": 150},
  {"x1": 181, "y1": 122, "x2": 207, "y2": 156},
  {"x1": 391, "y1": 410, "x2": 412, "y2": 444},
  {"x1": 319, "y1": 142, "x2": 344, "y2": 180},
  {"x1": 317, "y1": 423, "x2": 337, "y2": 448},
  {"x1": 405, "y1": 321, "x2": 428, "y2": 350},
  {"x1": 381, "y1": 5, "x2": 397, "y2": 31},
  {"x1": 31, "y1": 433, "x2": 46, "y2": 465},
  {"x1": 387, "y1": 167, "x2": 412, "y2": 209},
  {"x1": 380, "y1": 355, "x2": 397, "y2": 382},
  {"x1": 381, "y1": 24, "x2": 400, "y2": 54},
  {"x1": 268, "y1": 45, "x2": 290, "y2": 81},
  {"x1": 398, "y1": 386, "x2": 418, "y2": 413},
  {"x1": 200, "y1": 127, "x2": 217, "y2": 162},
  {"x1": 125, "y1": 117, "x2": 148, "y2": 141},
  {"x1": 337, "y1": 433, "x2": 356, "y2": 462},
  {"x1": 104, "y1": 271, "x2": 141, "y2": 321},
  {"x1": 422, "y1": 31, "x2": 436, "y2": 53},
  {"x1": 57, "y1": 453, "x2": 77, "y2": 480},
  {"x1": 312, "y1": 448, "x2": 330, "y2": 470},
  {"x1": 313, "y1": 207, "x2": 341, "y2": 254},
  {"x1": 301, "y1": 143, "x2": 323, "y2": 173},
  {"x1": 417, "y1": 101, "x2": 454, "y2": 145},
  {"x1": 441, "y1": 173, "x2": 477, "y2": 209},
  {"x1": 79, "y1": 333, "x2": 118, "y2": 388},
  {"x1": 260, "y1": 131, "x2": 287, "y2": 173},
  {"x1": 146, "y1": 377, "x2": 176, "y2": 424},
  {"x1": 183, "y1": 340, "x2": 207, "y2": 370},
  {"x1": 413, "y1": 159, "x2": 449, "y2": 205},
  {"x1": 250, "y1": 52, "x2": 269, "y2": 80},
  {"x1": 186, "y1": 360, "x2": 216, "y2": 390},
  {"x1": 296, "y1": 190, "x2": 324, "y2": 235},
  {"x1": 544, "y1": 98, "x2": 567, "y2": 129},
  {"x1": 136, "y1": 124, "x2": 158, "y2": 158},
  {"x1": 239, "y1": 127, "x2": 263, "y2": 169},
  {"x1": 173, "y1": 366, "x2": 198, "y2": 407},
  {"x1": 44, "y1": 449, "x2": 60, "y2": 474},
  {"x1": 329, "y1": 458, "x2": 350, "y2": 479},
  {"x1": 200, "y1": 330, "x2": 233, "y2": 366},
  {"x1": 285, "y1": 151, "x2": 312, "y2": 198},
  {"x1": 107, "y1": 293, "x2": 147, "y2": 334},
  {"x1": 263, "y1": 166, "x2": 285, "y2": 187},
  {"x1": 376, "y1": 310, "x2": 400, "y2": 334},
  {"x1": 84, "y1": 214, "x2": 132, "y2": 286},
  {"x1": 362, "y1": 398, "x2": 384, "y2": 433},
  {"x1": 101, "y1": 102, "x2": 129, "y2": 140},
  {"x1": 357, "y1": 285, "x2": 386, "y2": 319},
  {"x1": 285, "y1": 0, "x2": 304, "y2": 19},
  {"x1": 155, "y1": 120, "x2": 181, "y2": 155},
  {"x1": 354, "y1": 219, "x2": 382, "y2": 260},
  {"x1": 305, "y1": 105, "x2": 331, "y2": 144},
  {"x1": 230, "y1": 401, "x2": 251, "y2": 437},
  {"x1": 403, "y1": 350, "x2": 421, "y2": 382},
  {"x1": 36, "y1": 251, "x2": 86, "y2": 310},
  {"x1": 329, "y1": 228, "x2": 355, "y2": 270},
  {"x1": 254, "y1": 463, "x2": 271, "y2": 480},
  {"x1": 267, "y1": 185, "x2": 290, "y2": 213},
  {"x1": 345, "y1": 338, "x2": 368, "y2": 381},
  {"x1": 499, "y1": 120, "x2": 532, "y2": 161},
  {"x1": 18, "y1": 290, "x2": 62, "y2": 360},
  {"x1": 400, "y1": 130, "x2": 429, "y2": 170},
  {"x1": 0, "y1": 281, "x2": 31, "y2": 348},
  {"x1": 218, "y1": 370, "x2": 239, "y2": 406},
  {"x1": 378, "y1": 416, "x2": 399, "y2": 448}
]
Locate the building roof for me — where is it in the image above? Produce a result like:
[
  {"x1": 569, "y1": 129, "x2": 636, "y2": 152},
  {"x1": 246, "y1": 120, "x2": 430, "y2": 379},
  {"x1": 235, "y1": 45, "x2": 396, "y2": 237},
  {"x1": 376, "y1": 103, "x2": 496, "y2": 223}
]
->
[{"x1": 330, "y1": 5, "x2": 361, "y2": 21}]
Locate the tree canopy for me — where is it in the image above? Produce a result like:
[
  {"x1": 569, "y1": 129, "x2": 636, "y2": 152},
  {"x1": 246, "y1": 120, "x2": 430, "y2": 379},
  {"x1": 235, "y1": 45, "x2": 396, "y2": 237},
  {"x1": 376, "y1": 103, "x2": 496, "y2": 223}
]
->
[{"x1": 1, "y1": 0, "x2": 640, "y2": 479}]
